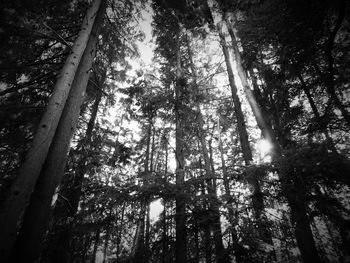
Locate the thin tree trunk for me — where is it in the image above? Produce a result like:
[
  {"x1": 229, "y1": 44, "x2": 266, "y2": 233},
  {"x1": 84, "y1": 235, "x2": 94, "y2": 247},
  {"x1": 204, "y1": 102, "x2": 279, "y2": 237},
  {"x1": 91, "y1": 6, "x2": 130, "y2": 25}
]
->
[
  {"x1": 162, "y1": 133, "x2": 168, "y2": 263},
  {"x1": 218, "y1": 27, "x2": 264, "y2": 217},
  {"x1": 162, "y1": 204, "x2": 167, "y2": 263},
  {"x1": 218, "y1": 118, "x2": 244, "y2": 263},
  {"x1": 0, "y1": 1, "x2": 102, "y2": 260},
  {"x1": 324, "y1": 0, "x2": 350, "y2": 126},
  {"x1": 144, "y1": 203, "x2": 151, "y2": 262},
  {"x1": 116, "y1": 202, "x2": 126, "y2": 263},
  {"x1": 297, "y1": 72, "x2": 337, "y2": 153},
  {"x1": 91, "y1": 228, "x2": 101, "y2": 263},
  {"x1": 218, "y1": 27, "x2": 253, "y2": 164},
  {"x1": 187, "y1": 36, "x2": 228, "y2": 263},
  {"x1": 219, "y1": 23, "x2": 275, "y2": 255},
  {"x1": 82, "y1": 233, "x2": 92, "y2": 263},
  {"x1": 225, "y1": 19, "x2": 280, "y2": 154},
  {"x1": 133, "y1": 119, "x2": 152, "y2": 263},
  {"x1": 175, "y1": 29, "x2": 187, "y2": 263},
  {"x1": 102, "y1": 224, "x2": 111, "y2": 263},
  {"x1": 208, "y1": 140, "x2": 229, "y2": 263},
  {"x1": 9, "y1": 3, "x2": 106, "y2": 262},
  {"x1": 198, "y1": 165, "x2": 212, "y2": 263}
]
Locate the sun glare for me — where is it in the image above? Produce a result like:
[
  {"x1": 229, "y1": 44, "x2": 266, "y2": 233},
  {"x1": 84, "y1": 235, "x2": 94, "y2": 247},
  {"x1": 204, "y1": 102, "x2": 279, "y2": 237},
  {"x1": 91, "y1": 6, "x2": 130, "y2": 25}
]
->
[
  {"x1": 150, "y1": 199, "x2": 164, "y2": 220},
  {"x1": 257, "y1": 139, "x2": 272, "y2": 159}
]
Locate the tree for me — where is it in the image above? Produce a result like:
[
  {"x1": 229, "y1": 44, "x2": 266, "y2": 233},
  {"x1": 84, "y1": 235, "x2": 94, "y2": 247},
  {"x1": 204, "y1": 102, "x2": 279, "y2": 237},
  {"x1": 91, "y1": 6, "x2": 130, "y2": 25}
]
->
[{"x1": 0, "y1": 0, "x2": 103, "y2": 260}]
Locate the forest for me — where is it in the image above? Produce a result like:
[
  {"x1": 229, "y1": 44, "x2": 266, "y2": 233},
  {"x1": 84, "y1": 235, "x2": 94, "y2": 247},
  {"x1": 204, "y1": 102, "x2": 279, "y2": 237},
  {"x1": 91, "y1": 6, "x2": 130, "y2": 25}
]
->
[{"x1": 0, "y1": 0, "x2": 349, "y2": 262}]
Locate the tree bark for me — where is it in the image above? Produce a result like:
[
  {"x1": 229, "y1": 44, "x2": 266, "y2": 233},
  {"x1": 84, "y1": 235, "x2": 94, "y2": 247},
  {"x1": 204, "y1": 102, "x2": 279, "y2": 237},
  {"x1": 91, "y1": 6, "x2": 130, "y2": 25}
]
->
[
  {"x1": 0, "y1": 1, "x2": 102, "y2": 260},
  {"x1": 133, "y1": 120, "x2": 152, "y2": 263},
  {"x1": 175, "y1": 29, "x2": 187, "y2": 263},
  {"x1": 9, "y1": 2, "x2": 106, "y2": 262}
]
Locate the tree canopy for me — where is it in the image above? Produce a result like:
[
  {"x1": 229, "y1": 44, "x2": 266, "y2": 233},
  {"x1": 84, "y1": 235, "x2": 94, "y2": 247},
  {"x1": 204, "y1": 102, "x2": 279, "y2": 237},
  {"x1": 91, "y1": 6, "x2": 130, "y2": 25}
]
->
[{"x1": 0, "y1": 0, "x2": 349, "y2": 262}]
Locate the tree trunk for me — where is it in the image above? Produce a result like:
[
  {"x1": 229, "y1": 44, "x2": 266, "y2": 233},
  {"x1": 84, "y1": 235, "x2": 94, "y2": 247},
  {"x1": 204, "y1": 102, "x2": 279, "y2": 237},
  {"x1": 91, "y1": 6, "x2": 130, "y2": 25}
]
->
[
  {"x1": 225, "y1": 14, "x2": 321, "y2": 263},
  {"x1": 102, "y1": 224, "x2": 111, "y2": 263},
  {"x1": 218, "y1": 27, "x2": 252, "y2": 164},
  {"x1": 0, "y1": 1, "x2": 103, "y2": 260},
  {"x1": 218, "y1": 26, "x2": 265, "y2": 217},
  {"x1": 91, "y1": 228, "x2": 101, "y2": 263},
  {"x1": 187, "y1": 36, "x2": 228, "y2": 263},
  {"x1": 324, "y1": 0, "x2": 350, "y2": 126},
  {"x1": 175, "y1": 30, "x2": 187, "y2": 263},
  {"x1": 133, "y1": 120, "x2": 153, "y2": 263},
  {"x1": 199, "y1": 176, "x2": 212, "y2": 263},
  {"x1": 217, "y1": 118, "x2": 244, "y2": 263},
  {"x1": 162, "y1": 204, "x2": 167, "y2": 263},
  {"x1": 225, "y1": 18, "x2": 280, "y2": 155},
  {"x1": 219, "y1": 22, "x2": 275, "y2": 258},
  {"x1": 48, "y1": 75, "x2": 104, "y2": 263},
  {"x1": 82, "y1": 233, "x2": 92, "y2": 263},
  {"x1": 116, "y1": 202, "x2": 126, "y2": 263},
  {"x1": 9, "y1": 3, "x2": 106, "y2": 262},
  {"x1": 297, "y1": 72, "x2": 337, "y2": 152}
]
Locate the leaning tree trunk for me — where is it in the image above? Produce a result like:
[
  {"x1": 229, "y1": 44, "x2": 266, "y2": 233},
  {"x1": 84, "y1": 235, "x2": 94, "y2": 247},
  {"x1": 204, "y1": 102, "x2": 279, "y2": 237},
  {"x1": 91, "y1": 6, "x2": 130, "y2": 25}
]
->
[
  {"x1": 174, "y1": 30, "x2": 187, "y2": 263},
  {"x1": 9, "y1": 2, "x2": 106, "y2": 262},
  {"x1": 47, "y1": 75, "x2": 104, "y2": 263},
  {"x1": 0, "y1": 1, "x2": 102, "y2": 260},
  {"x1": 296, "y1": 72, "x2": 337, "y2": 153},
  {"x1": 218, "y1": 23, "x2": 275, "y2": 259},
  {"x1": 225, "y1": 14, "x2": 321, "y2": 263}
]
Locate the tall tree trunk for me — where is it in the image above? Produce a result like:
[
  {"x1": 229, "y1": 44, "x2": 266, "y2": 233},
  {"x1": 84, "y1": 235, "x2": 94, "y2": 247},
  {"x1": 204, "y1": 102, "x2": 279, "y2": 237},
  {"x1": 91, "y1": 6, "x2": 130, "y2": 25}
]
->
[
  {"x1": 0, "y1": 1, "x2": 103, "y2": 260},
  {"x1": 144, "y1": 203, "x2": 151, "y2": 262},
  {"x1": 102, "y1": 224, "x2": 111, "y2": 263},
  {"x1": 91, "y1": 228, "x2": 101, "y2": 263},
  {"x1": 175, "y1": 30, "x2": 187, "y2": 263},
  {"x1": 162, "y1": 133, "x2": 168, "y2": 263},
  {"x1": 218, "y1": 23, "x2": 275, "y2": 257},
  {"x1": 116, "y1": 202, "x2": 126, "y2": 263},
  {"x1": 9, "y1": 3, "x2": 106, "y2": 262},
  {"x1": 217, "y1": 118, "x2": 244, "y2": 263},
  {"x1": 162, "y1": 204, "x2": 167, "y2": 263},
  {"x1": 187, "y1": 37, "x2": 228, "y2": 263},
  {"x1": 82, "y1": 233, "x2": 92, "y2": 263},
  {"x1": 225, "y1": 18, "x2": 280, "y2": 154},
  {"x1": 48, "y1": 74, "x2": 104, "y2": 263},
  {"x1": 208, "y1": 139, "x2": 229, "y2": 263},
  {"x1": 218, "y1": 26, "x2": 264, "y2": 217},
  {"x1": 198, "y1": 167, "x2": 212, "y2": 263},
  {"x1": 133, "y1": 119, "x2": 152, "y2": 263},
  {"x1": 218, "y1": 27, "x2": 252, "y2": 164},
  {"x1": 225, "y1": 14, "x2": 321, "y2": 263}
]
